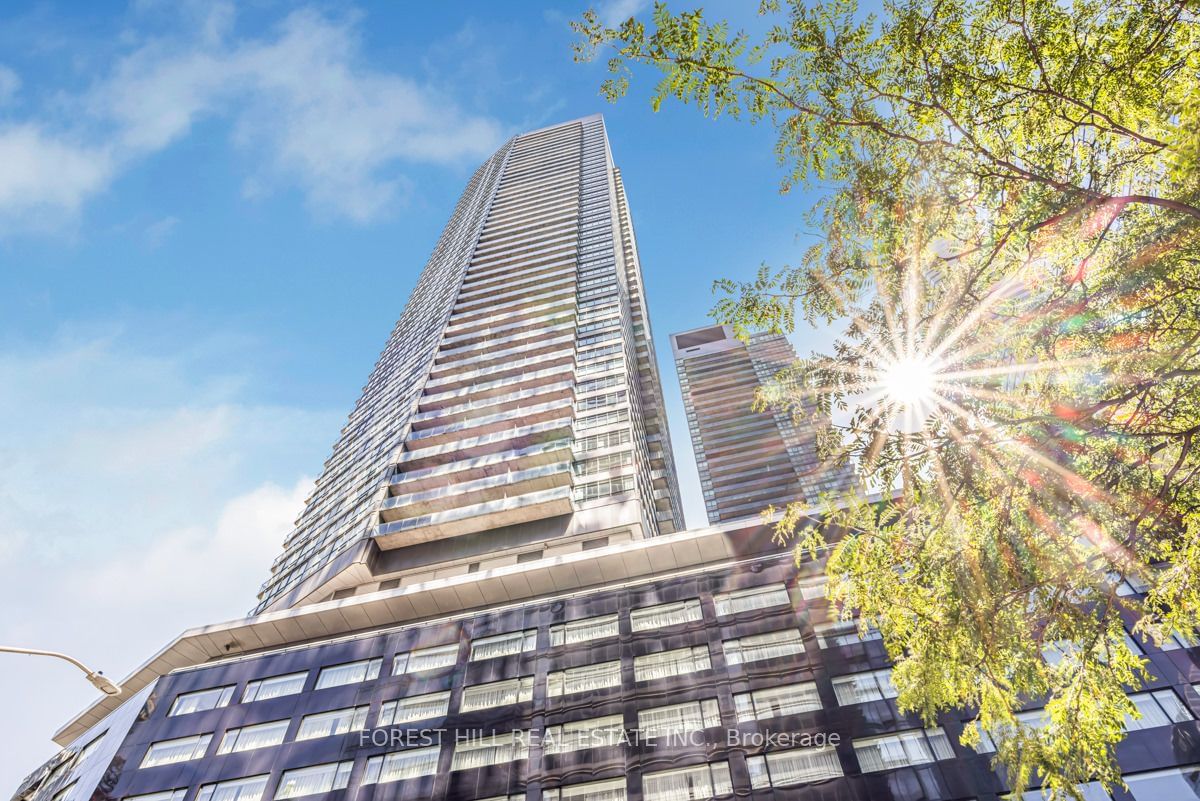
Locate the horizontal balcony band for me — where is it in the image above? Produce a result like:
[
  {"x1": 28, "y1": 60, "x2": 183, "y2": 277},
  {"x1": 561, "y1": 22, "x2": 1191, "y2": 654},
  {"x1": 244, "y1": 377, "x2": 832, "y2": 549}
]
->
[
  {"x1": 418, "y1": 364, "x2": 576, "y2": 411},
  {"x1": 380, "y1": 462, "x2": 574, "y2": 519},
  {"x1": 457, "y1": 260, "x2": 577, "y2": 305},
  {"x1": 410, "y1": 380, "x2": 575, "y2": 430},
  {"x1": 422, "y1": 351, "x2": 575, "y2": 393},
  {"x1": 446, "y1": 292, "x2": 576, "y2": 332},
  {"x1": 388, "y1": 439, "x2": 573, "y2": 494},
  {"x1": 434, "y1": 321, "x2": 575, "y2": 365},
  {"x1": 429, "y1": 332, "x2": 575, "y2": 377},
  {"x1": 439, "y1": 309, "x2": 575, "y2": 351},
  {"x1": 462, "y1": 251, "x2": 578, "y2": 293},
  {"x1": 374, "y1": 486, "x2": 574, "y2": 549},
  {"x1": 405, "y1": 398, "x2": 575, "y2": 447},
  {"x1": 451, "y1": 274, "x2": 577, "y2": 317},
  {"x1": 396, "y1": 417, "x2": 575, "y2": 471}
]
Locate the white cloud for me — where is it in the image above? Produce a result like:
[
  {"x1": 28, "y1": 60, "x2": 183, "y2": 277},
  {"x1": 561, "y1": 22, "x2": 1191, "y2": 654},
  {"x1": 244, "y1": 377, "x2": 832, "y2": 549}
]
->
[
  {"x1": 142, "y1": 215, "x2": 178, "y2": 248},
  {"x1": 596, "y1": 0, "x2": 651, "y2": 26},
  {"x1": 0, "y1": 6, "x2": 507, "y2": 232},
  {"x1": 0, "y1": 332, "x2": 336, "y2": 789}
]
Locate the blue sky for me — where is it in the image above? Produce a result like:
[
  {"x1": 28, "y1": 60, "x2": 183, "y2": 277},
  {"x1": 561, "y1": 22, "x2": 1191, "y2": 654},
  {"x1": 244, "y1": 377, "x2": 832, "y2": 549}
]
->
[{"x1": 0, "y1": 0, "x2": 839, "y2": 785}]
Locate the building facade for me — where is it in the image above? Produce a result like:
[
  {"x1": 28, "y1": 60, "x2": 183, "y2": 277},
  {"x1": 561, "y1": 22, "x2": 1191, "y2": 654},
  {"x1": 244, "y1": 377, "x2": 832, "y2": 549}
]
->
[
  {"x1": 11, "y1": 116, "x2": 1200, "y2": 801},
  {"x1": 257, "y1": 115, "x2": 683, "y2": 614},
  {"x1": 671, "y1": 325, "x2": 854, "y2": 525}
]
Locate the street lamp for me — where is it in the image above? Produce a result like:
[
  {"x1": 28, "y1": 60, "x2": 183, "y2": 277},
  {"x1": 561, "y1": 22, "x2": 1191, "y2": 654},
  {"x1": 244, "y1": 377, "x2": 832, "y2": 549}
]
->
[{"x1": 0, "y1": 645, "x2": 123, "y2": 696}]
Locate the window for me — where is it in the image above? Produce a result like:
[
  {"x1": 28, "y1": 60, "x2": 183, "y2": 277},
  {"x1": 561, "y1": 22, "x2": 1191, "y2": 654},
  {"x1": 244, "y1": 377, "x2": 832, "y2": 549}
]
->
[
  {"x1": 517, "y1": 551, "x2": 543, "y2": 564},
  {"x1": 196, "y1": 776, "x2": 269, "y2": 801},
  {"x1": 460, "y1": 676, "x2": 534, "y2": 711},
  {"x1": 797, "y1": 577, "x2": 827, "y2": 600},
  {"x1": 451, "y1": 731, "x2": 530, "y2": 771},
  {"x1": 242, "y1": 672, "x2": 307, "y2": 703},
  {"x1": 638, "y1": 699, "x2": 721, "y2": 736},
  {"x1": 713, "y1": 584, "x2": 790, "y2": 617},
  {"x1": 1125, "y1": 689, "x2": 1193, "y2": 730},
  {"x1": 642, "y1": 762, "x2": 732, "y2": 801},
  {"x1": 470, "y1": 630, "x2": 537, "y2": 661},
  {"x1": 550, "y1": 614, "x2": 619, "y2": 646},
  {"x1": 393, "y1": 643, "x2": 458, "y2": 675},
  {"x1": 1017, "y1": 783, "x2": 1113, "y2": 800},
  {"x1": 218, "y1": 720, "x2": 289, "y2": 754},
  {"x1": 274, "y1": 762, "x2": 352, "y2": 800},
  {"x1": 1160, "y1": 629, "x2": 1200, "y2": 651},
  {"x1": 722, "y1": 629, "x2": 804, "y2": 665},
  {"x1": 1124, "y1": 765, "x2": 1200, "y2": 800},
  {"x1": 746, "y1": 746, "x2": 844, "y2": 788},
  {"x1": 75, "y1": 732, "x2": 107, "y2": 765},
  {"x1": 832, "y1": 668, "x2": 898, "y2": 705},
  {"x1": 733, "y1": 682, "x2": 821, "y2": 722},
  {"x1": 140, "y1": 734, "x2": 212, "y2": 768},
  {"x1": 170, "y1": 685, "x2": 236, "y2": 716},
  {"x1": 377, "y1": 691, "x2": 451, "y2": 726},
  {"x1": 813, "y1": 620, "x2": 881, "y2": 649},
  {"x1": 853, "y1": 728, "x2": 955, "y2": 772},
  {"x1": 296, "y1": 706, "x2": 369, "y2": 741},
  {"x1": 631, "y1": 600, "x2": 702, "y2": 631},
  {"x1": 543, "y1": 715, "x2": 625, "y2": 754},
  {"x1": 315, "y1": 658, "x2": 381, "y2": 689},
  {"x1": 125, "y1": 790, "x2": 187, "y2": 801},
  {"x1": 548, "y1": 661, "x2": 622, "y2": 696},
  {"x1": 362, "y1": 747, "x2": 441, "y2": 785},
  {"x1": 634, "y1": 646, "x2": 711, "y2": 681},
  {"x1": 582, "y1": 537, "x2": 609, "y2": 551},
  {"x1": 575, "y1": 475, "x2": 635, "y2": 501},
  {"x1": 543, "y1": 778, "x2": 626, "y2": 801}
]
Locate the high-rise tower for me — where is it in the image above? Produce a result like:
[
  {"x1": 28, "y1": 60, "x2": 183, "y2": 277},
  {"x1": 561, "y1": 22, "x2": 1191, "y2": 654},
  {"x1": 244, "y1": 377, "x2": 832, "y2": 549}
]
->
[
  {"x1": 671, "y1": 324, "x2": 853, "y2": 524},
  {"x1": 19, "y1": 117, "x2": 1198, "y2": 801},
  {"x1": 257, "y1": 115, "x2": 683, "y2": 613}
]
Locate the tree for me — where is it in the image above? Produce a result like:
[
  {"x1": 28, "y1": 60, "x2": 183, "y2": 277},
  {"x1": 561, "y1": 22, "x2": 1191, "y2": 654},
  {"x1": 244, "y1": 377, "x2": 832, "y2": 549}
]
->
[{"x1": 575, "y1": 1, "x2": 1200, "y2": 798}]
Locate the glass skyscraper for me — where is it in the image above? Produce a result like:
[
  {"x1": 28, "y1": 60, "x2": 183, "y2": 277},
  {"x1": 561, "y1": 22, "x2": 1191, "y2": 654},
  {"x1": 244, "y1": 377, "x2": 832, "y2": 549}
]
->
[
  {"x1": 256, "y1": 115, "x2": 682, "y2": 614},
  {"x1": 13, "y1": 116, "x2": 1200, "y2": 801},
  {"x1": 671, "y1": 325, "x2": 855, "y2": 524}
]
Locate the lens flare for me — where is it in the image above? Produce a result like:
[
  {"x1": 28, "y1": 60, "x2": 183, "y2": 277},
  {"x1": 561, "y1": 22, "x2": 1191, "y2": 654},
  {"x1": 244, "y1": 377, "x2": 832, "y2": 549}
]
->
[{"x1": 878, "y1": 355, "x2": 940, "y2": 409}]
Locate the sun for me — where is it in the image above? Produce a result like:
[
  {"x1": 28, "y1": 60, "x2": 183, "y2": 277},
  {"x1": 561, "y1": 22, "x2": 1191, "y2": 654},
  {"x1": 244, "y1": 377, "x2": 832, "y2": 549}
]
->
[{"x1": 877, "y1": 354, "x2": 940, "y2": 410}]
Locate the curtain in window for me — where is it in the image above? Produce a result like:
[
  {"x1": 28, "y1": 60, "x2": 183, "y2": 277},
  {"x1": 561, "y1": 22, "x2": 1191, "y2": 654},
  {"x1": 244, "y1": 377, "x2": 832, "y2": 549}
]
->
[
  {"x1": 854, "y1": 730, "x2": 936, "y2": 773},
  {"x1": 763, "y1": 747, "x2": 844, "y2": 786},
  {"x1": 141, "y1": 735, "x2": 212, "y2": 767},
  {"x1": 550, "y1": 615, "x2": 619, "y2": 647},
  {"x1": 461, "y1": 678, "x2": 533, "y2": 711},
  {"x1": 724, "y1": 630, "x2": 803, "y2": 665},
  {"x1": 714, "y1": 585, "x2": 790, "y2": 617},
  {"x1": 544, "y1": 715, "x2": 624, "y2": 754},
  {"x1": 554, "y1": 778, "x2": 627, "y2": 801},
  {"x1": 744, "y1": 682, "x2": 821, "y2": 719},
  {"x1": 832, "y1": 670, "x2": 894, "y2": 705},
  {"x1": 397, "y1": 644, "x2": 458, "y2": 674},
  {"x1": 365, "y1": 747, "x2": 440, "y2": 784},
  {"x1": 381, "y1": 692, "x2": 451, "y2": 725},
  {"x1": 220, "y1": 721, "x2": 288, "y2": 754},
  {"x1": 274, "y1": 763, "x2": 351, "y2": 800},
  {"x1": 450, "y1": 733, "x2": 528, "y2": 771},
  {"x1": 246, "y1": 673, "x2": 306, "y2": 701},
  {"x1": 470, "y1": 631, "x2": 534, "y2": 661},
  {"x1": 642, "y1": 764, "x2": 731, "y2": 801},
  {"x1": 631, "y1": 600, "x2": 702, "y2": 631},
  {"x1": 634, "y1": 648, "x2": 709, "y2": 681},
  {"x1": 315, "y1": 659, "x2": 380, "y2": 690},
  {"x1": 297, "y1": 707, "x2": 367, "y2": 740},
  {"x1": 638, "y1": 702, "x2": 716, "y2": 735},
  {"x1": 549, "y1": 662, "x2": 621, "y2": 696},
  {"x1": 199, "y1": 776, "x2": 269, "y2": 801}
]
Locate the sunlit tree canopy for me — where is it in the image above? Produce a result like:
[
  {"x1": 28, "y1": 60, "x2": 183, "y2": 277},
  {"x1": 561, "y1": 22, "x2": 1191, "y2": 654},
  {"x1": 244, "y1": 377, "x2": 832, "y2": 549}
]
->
[{"x1": 575, "y1": 1, "x2": 1200, "y2": 798}]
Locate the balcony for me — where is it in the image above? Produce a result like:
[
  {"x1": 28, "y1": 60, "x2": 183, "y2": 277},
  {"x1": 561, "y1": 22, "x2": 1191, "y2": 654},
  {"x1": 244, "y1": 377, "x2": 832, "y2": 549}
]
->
[
  {"x1": 389, "y1": 440, "x2": 573, "y2": 493},
  {"x1": 380, "y1": 462, "x2": 573, "y2": 519},
  {"x1": 409, "y1": 381, "x2": 574, "y2": 431},
  {"x1": 427, "y1": 333, "x2": 574, "y2": 378},
  {"x1": 374, "y1": 485, "x2": 574, "y2": 548},
  {"x1": 418, "y1": 364, "x2": 576, "y2": 411},
  {"x1": 422, "y1": 349, "x2": 575, "y2": 393},
  {"x1": 396, "y1": 417, "x2": 575, "y2": 471},
  {"x1": 405, "y1": 398, "x2": 574, "y2": 448}
]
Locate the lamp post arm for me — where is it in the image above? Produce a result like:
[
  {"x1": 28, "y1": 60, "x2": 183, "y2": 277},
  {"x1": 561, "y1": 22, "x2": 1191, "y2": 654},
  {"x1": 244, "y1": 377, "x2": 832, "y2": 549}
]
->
[{"x1": 0, "y1": 645, "x2": 123, "y2": 696}]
